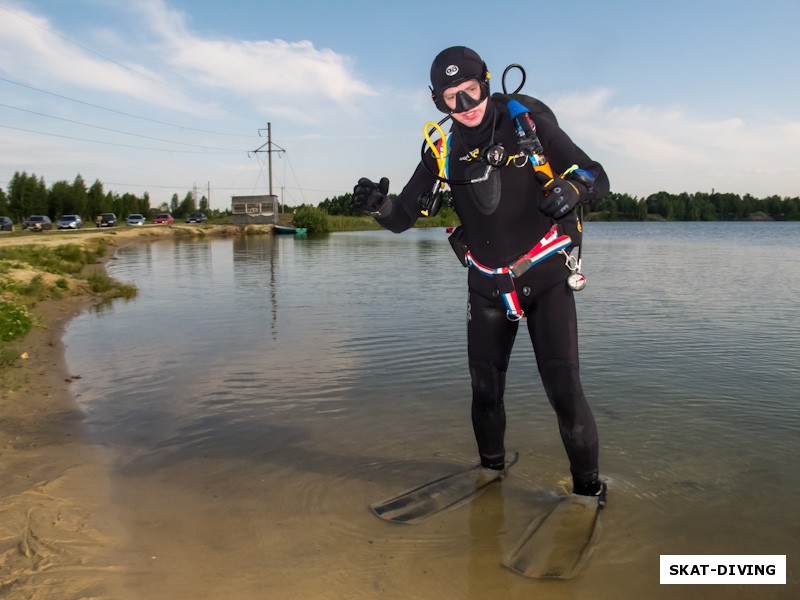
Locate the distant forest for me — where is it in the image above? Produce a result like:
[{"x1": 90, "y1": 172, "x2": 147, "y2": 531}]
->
[
  {"x1": 2, "y1": 169, "x2": 799, "y2": 222},
  {"x1": 317, "y1": 189, "x2": 800, "y2": 221},
  {"x1": 588, "y1": 190, "x2": 799, "y2": 221},
  {"x1": 0, "y1": 171, "x2": 218, "y2": 222}
]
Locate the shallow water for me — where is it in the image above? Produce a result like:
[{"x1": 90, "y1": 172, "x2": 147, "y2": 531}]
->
[{"x1": 65, "y1": 222, "x2": 800, "y2": 599}]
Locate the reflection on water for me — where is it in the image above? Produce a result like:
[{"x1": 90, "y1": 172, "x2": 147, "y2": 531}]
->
[{"x1": 65, "y1": 223, "x2": 800, "y2": 599}]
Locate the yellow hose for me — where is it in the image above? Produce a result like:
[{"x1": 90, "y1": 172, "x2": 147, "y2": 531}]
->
[{"x1": 423, "y1": 121, "x2": 448, "y2": 180}]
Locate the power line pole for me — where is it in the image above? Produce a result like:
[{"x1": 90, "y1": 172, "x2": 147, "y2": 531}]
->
[{"x1": 248, "y1": 122, "x2": 285, "y2": 212}]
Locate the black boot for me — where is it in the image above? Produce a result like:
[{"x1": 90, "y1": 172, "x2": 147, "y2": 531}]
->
[{"x1": 574, "y1": 479, "x2": 607, "y2": 508}]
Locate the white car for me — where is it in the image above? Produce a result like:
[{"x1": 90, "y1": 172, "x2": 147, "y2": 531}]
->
[
  {"x1": 57, "y1": 214, "x2": 83, "y2": 229},
  {"x1": 126, "y1": 214, "x2": 146, "y2": 226}
]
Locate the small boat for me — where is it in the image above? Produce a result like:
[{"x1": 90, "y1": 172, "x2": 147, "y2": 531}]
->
[{"x1": 273, "y1": 225, "x2": 308, "y2": 235}]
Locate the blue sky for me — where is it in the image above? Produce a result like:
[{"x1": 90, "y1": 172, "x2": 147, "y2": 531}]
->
[{"x1": 1, "y1": 0, "x2": 798, "y2": 210}]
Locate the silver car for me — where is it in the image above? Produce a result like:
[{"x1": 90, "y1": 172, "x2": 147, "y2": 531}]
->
[
  {"x1": 126, "y1": 214, "x2": 146, "y2": 226},
  {"x1": 57, "y1": 214, "x2": 83, "y2": 229}
]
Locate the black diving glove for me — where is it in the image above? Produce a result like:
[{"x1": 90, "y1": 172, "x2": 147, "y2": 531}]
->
[
  {"x1": 535, "y1": 171, "x2": 585, "y2": 219},
  {"x1": 352, "y1": 177, "x2": 390, "y2": 215}
]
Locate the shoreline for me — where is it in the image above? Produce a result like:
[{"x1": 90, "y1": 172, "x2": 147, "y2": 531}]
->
[
  {"x1": 0, "y1": 294, "x2": 129, "y2": 598},
  {"x1": 0, "y1": 224, "x2": 268, "y2": 598}
]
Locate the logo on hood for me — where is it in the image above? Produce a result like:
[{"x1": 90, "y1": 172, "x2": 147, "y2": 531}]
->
[{"x1": 445, "y1": 65, "x2": 459, "y2": 76}]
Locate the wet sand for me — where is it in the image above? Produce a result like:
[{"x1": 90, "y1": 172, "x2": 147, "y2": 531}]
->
[{"x1": 0, "y1": 293, "x2": 130, "y2": 599}]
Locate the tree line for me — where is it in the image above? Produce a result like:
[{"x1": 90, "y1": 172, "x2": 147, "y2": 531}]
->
[
  {"x1": 315, "y1": 189, "x2": 800, "y2": 221},
  {"x1": 599, "y1": 190, "x2": 799, "y2": 221},
  {"x1": 0, "y1": 171, "x2": 222, "y2": 223},
  {"x1": 3, "y1": 169, "x2": 798, "y2": 224}
]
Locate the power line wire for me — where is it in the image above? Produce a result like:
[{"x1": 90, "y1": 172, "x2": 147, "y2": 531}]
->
[
  {"x1": 0, "y1": 2, "x2": 260, "y2": 123},
  {"x1": 0, "y1": 75, "x2": 253, "y2": 138},
  {"x1": 0, "y1": 5, "x2": 322, "y2": 202},
  {"x1": 0, "y1": 102, "x2": 244, "y2": 151},
  {"x1": 0, "y1": 123, "x2": 242, "y2": 154},
  {"x1": 284, "y1": 153, "x2": 308, "y2": 204}
]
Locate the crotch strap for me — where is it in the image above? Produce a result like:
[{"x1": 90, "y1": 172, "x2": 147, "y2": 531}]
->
[{"x1": 466, "y1": 225, "x2": 572, "y2": 320}]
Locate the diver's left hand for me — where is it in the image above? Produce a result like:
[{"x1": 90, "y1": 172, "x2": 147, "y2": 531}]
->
[{"x1": 535, "y1": 172, "x2": 583, "y2": 219}]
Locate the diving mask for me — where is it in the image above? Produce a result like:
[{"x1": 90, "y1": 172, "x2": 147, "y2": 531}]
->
[{"x1": 432, "y1": 79, "x2": 489, "y2": 114}]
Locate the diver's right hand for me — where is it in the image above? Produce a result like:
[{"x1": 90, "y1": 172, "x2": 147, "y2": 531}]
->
[
  {"x1": 535, "y1": 171, "x2": 584, "y2": 219},
  {"x1": 352, "y1": 177, "x2": 390, "y2": 215}
]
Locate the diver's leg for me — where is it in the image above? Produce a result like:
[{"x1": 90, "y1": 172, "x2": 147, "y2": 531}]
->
[
  {"x1": 526, "y1": 282, "x2": 600, "y2": 493},
  {"x1": 467, "y1": 290, "x2": 518, "y2": 469}
]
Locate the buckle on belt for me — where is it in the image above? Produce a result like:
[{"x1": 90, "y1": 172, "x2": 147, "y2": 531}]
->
[{"x1": 510, "y1": 257, "x2": 532, "y2": 278}]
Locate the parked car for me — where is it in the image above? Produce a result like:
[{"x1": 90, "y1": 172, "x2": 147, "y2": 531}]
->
[
  {"x1": 0, "y1": 216, "x2": 13, "y2": 232},
  {"x1": 185, "y1": 212, "x2": 208, "y2": 224},
  {"x1": 126, "y1": 214, "x2": 146, "y2": 226},
  {"x1": 57, "y1": 214, "x2": 83, "y2": 229},
  {"x1": 23, "y1": 215, "x2": 52, "y2": 231},
  {"x1": 153, "y1": 213, "x2": 174, "y2": 225},
  {"x1": 96, "y1": 213, "x2": 117, "y2": 227}
]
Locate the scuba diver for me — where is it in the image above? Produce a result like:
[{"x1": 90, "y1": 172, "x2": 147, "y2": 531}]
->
[{"x1": 352, "y1": 46, "x2": 610, "y2": 502}]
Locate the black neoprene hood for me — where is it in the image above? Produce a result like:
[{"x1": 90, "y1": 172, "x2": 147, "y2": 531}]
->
[{"x1": 429, "y1": 46, "x2": 488, "y2": 95}]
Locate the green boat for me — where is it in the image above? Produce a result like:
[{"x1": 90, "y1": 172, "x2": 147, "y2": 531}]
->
[{"x1": 273, "y1": 225, "x2": 307, "y2": 235}]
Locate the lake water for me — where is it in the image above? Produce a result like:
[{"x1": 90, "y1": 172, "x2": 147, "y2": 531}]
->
[{"x1": 64, "y1": 222, "x2": 800, "y2": 599}]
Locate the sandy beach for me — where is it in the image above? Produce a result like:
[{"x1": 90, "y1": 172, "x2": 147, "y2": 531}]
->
[{"x1": 0, "y1": 225, "x2": 266, "y2": 599}]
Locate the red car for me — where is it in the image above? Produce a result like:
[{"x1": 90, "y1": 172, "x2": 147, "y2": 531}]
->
[{"x1": 153, "y1": 213, "x2": 174, "y2": 224}]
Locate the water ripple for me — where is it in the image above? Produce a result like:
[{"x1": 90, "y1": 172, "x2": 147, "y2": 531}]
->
[{"x1": 63, "y1": 224, "x2": 800, "y2": 595}]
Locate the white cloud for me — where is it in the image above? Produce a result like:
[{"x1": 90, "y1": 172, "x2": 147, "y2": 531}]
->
[
  {"x1": 0, "y1": 0, "x2": 375, "y2": 122},
  {"x1": 552, "y1": 89, "x2": 800, "y2": 197},
  {"x1": 0, "y1": 2, "x2": 204, "y2": 114},
  {"x1": 171, "y1": 39, "x2": 373, "y2": 101},
  {"x1": 130, "y1": 0, "x2": 375, "y2": 105}
]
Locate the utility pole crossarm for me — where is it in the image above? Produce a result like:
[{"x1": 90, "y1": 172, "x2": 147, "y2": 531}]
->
[{"x1": 248, "y1": 122, "x2": 285, "y2": 197}]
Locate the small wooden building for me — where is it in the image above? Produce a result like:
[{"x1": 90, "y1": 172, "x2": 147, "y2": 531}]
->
[{"x1": 231, "y1": 195, "x2": 278, "y2": 224}]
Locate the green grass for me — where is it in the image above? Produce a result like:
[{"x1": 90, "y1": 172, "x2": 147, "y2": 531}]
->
[
  {"x1": 325, "y1": 207, "x2": 460, "y2": 232},
  {"x1": 327, "y1": 215, "x2": 382, "y2": 231},
  {"x1": 0, "y1": 237, "x2": 135, "y2": 316},
  {"x1": 0, "y1": 237, "x2": 129, "y2": 307},
  {"x1": 16, "y1": 274, "x2": 49, "y2": 300},
  {"x1": 0, "y1": 299, "x2": 33, "y2": 342},
  {"x1": 0, "y1": 237, "x2": 139, "y2": 393},
  {"x1": 0, "y1": 239, "x2": 109, "y2": 275},
  {"x1": 0, "y1": 344, "x2": 19, "y2": 368},
  {"x1": 85, "y1": 272, "x2": 137, "y2": 299}
]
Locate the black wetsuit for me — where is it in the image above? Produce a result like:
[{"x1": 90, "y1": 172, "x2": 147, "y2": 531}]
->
[{"x1": 375, "y1": 94, "x2": 610, "y2": 490}]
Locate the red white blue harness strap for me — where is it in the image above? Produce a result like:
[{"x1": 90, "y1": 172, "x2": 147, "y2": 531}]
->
[{"x1": 466, "y1": 225, "x2": 573, "y2": 320}]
